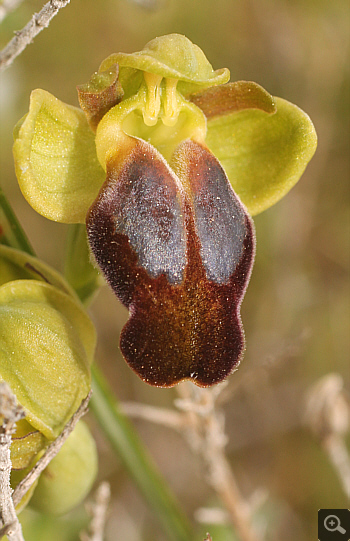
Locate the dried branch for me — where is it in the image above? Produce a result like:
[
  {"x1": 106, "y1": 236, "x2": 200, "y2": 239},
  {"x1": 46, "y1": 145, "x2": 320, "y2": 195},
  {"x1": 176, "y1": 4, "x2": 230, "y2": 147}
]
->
[
  {"x1": 0, "y1": 0, "x2": 25, "y2": 24},
  {"x1": 121, "y1": 401, "x2": 184, "y2": 430},
  {"x1": 80, "y1": 482, "x2": 111, "y2": 541},
  {"x1": 121, "y1": 382, "x2": 263, "y2": 541},
  {"x1": 12, "y1": 390, "x2": 92, "y2": 507},
  {"x1": 0, "y1": 0, "x2": 71, "y2": 71},
  {"x1": 304, "y1": 373, "x2": 350, "y2": 498},
  {"x1": 175, "y1": 383, "x2": 262, "y2": 541},
  {"x1": 0, "y1": 382, "x2": 25, "y2": 541}
]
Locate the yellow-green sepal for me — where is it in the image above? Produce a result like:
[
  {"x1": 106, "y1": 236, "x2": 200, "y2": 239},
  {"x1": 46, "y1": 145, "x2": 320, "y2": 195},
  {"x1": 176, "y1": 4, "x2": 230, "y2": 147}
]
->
[
  {"x1": 13, "y1": 89, "x2": 105, "y2": 223},
  {"x1": 0, "y1": 280, "x2": 96, "y2": 439},
  {"x1": 29, "y1": 421, "x2": 98, "y2": 515},
  {"x1": 204, "y1": 96, "x2": 317, "y2": 215},
  {"x1": 99, "y1": 34, "x2": 230, "y2": 98}
]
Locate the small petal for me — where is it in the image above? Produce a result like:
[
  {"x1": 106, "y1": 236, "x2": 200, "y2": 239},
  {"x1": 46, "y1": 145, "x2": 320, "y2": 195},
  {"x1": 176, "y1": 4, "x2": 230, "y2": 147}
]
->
[
  {"x1": 13, "y1": 89, "x2": 105, "y2": 223},
  {"x1": 190, "y1": 81, "x2": 276, "y2": 118},
  {"x1": 77, "y1": 63, "x2": 124, "y2": 131},
  {"x1": 87, "y1": 138, "x2": 254, "y2": 387},
  {"x1": 201, "y1": 95, "x2": 317, "y2": 215}
]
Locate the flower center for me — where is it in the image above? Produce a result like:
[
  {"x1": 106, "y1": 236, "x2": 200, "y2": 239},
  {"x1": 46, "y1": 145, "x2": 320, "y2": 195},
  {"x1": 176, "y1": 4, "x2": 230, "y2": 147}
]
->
[
  {"x1": 95, "y1": 71, "x2": 207, "y2": 169},
  {"x1": 142, "y1": 72, "x2": 181, "y2": 127}
]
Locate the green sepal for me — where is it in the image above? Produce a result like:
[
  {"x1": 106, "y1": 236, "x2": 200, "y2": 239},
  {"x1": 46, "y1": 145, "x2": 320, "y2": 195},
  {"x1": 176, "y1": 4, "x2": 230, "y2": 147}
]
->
[
  {"x1": 0, "y1": 280, "x2": 96, "y2": 439},
  {"x1": 204, "y1": 96, "x2": 317, "y2": 215},
  {"x1": 64, "y1": 224, "x2": 102, "y2": 305},
  {"x1": 99, "y1": 34, "x2": 230, "y2": 98},
  {"x1": 13, "y1": 89, "x2": 105, "y2": 224},
  {"x1": 29, "y1": 421, "x2": 98, "y2": 515}
]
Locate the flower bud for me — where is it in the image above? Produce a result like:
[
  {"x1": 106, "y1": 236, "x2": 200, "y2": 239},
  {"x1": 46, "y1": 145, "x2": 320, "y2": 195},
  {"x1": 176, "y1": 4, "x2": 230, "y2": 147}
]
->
[{"x1": 29, "y1": 421, "x2": 98, "y2": 515}]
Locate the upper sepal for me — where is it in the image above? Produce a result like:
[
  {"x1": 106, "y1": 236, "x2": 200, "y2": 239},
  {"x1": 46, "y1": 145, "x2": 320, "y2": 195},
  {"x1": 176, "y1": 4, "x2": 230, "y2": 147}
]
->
[
  {"x1": 13, "y1": 89, "x2": 105, "y2": 223},
  {"x1": 99, "y1": 34, "x2": 230, "y2": 98}
]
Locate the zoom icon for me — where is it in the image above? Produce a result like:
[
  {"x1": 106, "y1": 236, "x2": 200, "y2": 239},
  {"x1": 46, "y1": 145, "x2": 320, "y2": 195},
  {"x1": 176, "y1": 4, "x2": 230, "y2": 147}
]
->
[{"x1": 318, "y1": 509, "x2": 350, "y2": 540}]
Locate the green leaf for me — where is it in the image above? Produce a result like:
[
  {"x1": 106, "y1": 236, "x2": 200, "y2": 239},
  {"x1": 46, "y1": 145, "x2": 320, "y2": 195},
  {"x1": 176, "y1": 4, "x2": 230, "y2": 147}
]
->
[
  {"x1": 13, "y1": 89, "x2": 105, "y2": 224},
  {"x1": 64, "y1": 224, "x2": 101, "y2": 305},
  {"x1": 204, "y1": 96, "x2": 317, "y2": 215},
  {"x1": 0, "y1": 280, "x2": 96, "y2": 439}
]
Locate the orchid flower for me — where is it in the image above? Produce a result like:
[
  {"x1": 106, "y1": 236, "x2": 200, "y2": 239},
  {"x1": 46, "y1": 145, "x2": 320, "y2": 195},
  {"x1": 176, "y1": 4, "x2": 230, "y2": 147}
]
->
[{"x1": 13, "y1": 34, "x2": 317, "y2": 387}]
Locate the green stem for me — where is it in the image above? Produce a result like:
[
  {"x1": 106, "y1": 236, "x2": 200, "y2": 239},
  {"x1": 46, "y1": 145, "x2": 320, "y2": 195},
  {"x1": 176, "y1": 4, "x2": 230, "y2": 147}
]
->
[
  {"x1": 0, "y1": 185, "x2": 35, "y2": 255},
  {"x1": 91, "y1": 364, "x2": 194, "y2": 541}
]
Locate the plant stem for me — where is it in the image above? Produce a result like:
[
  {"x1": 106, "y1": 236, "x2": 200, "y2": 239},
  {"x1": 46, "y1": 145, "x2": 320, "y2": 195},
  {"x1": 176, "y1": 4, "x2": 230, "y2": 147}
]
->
[
  {"x1": 0, "y1": 0, "x2": 71, "y2": 71},
  {"x1": 0, "y1": 186, "x2": 35, "y2": 256},
  {"x1": 90, "y1": 364, "x2": 194, "y2": 541}
]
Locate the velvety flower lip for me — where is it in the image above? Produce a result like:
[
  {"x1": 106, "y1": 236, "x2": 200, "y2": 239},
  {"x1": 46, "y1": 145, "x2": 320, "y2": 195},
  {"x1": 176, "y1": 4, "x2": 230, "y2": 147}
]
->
[{"x1": 86, "y1": 137, "x2": 255, "y2": 387}]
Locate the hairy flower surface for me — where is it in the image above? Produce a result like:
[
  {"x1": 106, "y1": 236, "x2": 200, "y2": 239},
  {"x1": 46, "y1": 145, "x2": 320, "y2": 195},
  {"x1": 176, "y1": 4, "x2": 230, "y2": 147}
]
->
[{"x1": 13, "y1": 34, "x2": 317, "y2": 387}]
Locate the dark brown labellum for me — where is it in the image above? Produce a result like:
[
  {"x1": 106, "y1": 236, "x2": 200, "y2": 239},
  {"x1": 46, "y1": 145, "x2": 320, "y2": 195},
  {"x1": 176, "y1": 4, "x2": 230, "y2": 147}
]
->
[{"x1": 86, "y1": 138, "x2": 255, "y2": 387}]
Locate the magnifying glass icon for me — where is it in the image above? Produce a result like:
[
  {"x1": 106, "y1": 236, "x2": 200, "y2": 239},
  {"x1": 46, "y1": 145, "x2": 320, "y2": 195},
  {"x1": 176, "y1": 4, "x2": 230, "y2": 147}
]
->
[{"x1": 324, "y1": 514, "x2": 346, "y2": 534}]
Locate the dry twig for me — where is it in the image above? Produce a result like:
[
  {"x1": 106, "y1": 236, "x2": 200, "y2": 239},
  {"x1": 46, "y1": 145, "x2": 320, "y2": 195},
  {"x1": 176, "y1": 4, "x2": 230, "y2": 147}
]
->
[
  {"x1": 12, "y1": 390, "x2": 92, "y2": 507},
  {"x1": 0, "y1": 382, "x2": 25, "y2": 541},
  {"x1": 0, "y1": 0, "x2": 71, "y2": 71},
  {"x1": 175, "y1": 382, "x2": 261, "y2": 541},
  {"x1": 304, "y1": 373, "x2": 350, "y2": 498},
  {"x1": 80, "y1": 482, "x2": 111, "y2": 541},
  {"x1": 122, "y1": 383, "x2": 263, "y2": 541}
]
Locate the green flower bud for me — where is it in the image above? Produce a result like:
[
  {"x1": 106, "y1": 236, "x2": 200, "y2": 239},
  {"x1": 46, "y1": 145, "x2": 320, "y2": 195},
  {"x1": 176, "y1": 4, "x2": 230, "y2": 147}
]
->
[
  {"x1": 29, "y1": 421, "x2": 98, "y2": 515},
  {"x1": 0, "y1": 279, "x2": 95, "y2": 439}
]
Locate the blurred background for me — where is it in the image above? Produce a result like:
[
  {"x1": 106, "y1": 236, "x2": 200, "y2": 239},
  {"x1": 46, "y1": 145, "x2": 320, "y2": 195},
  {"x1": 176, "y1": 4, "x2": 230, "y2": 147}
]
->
[{"x1": 0, "y1": 0, "x2": 349, "y2": 540}]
